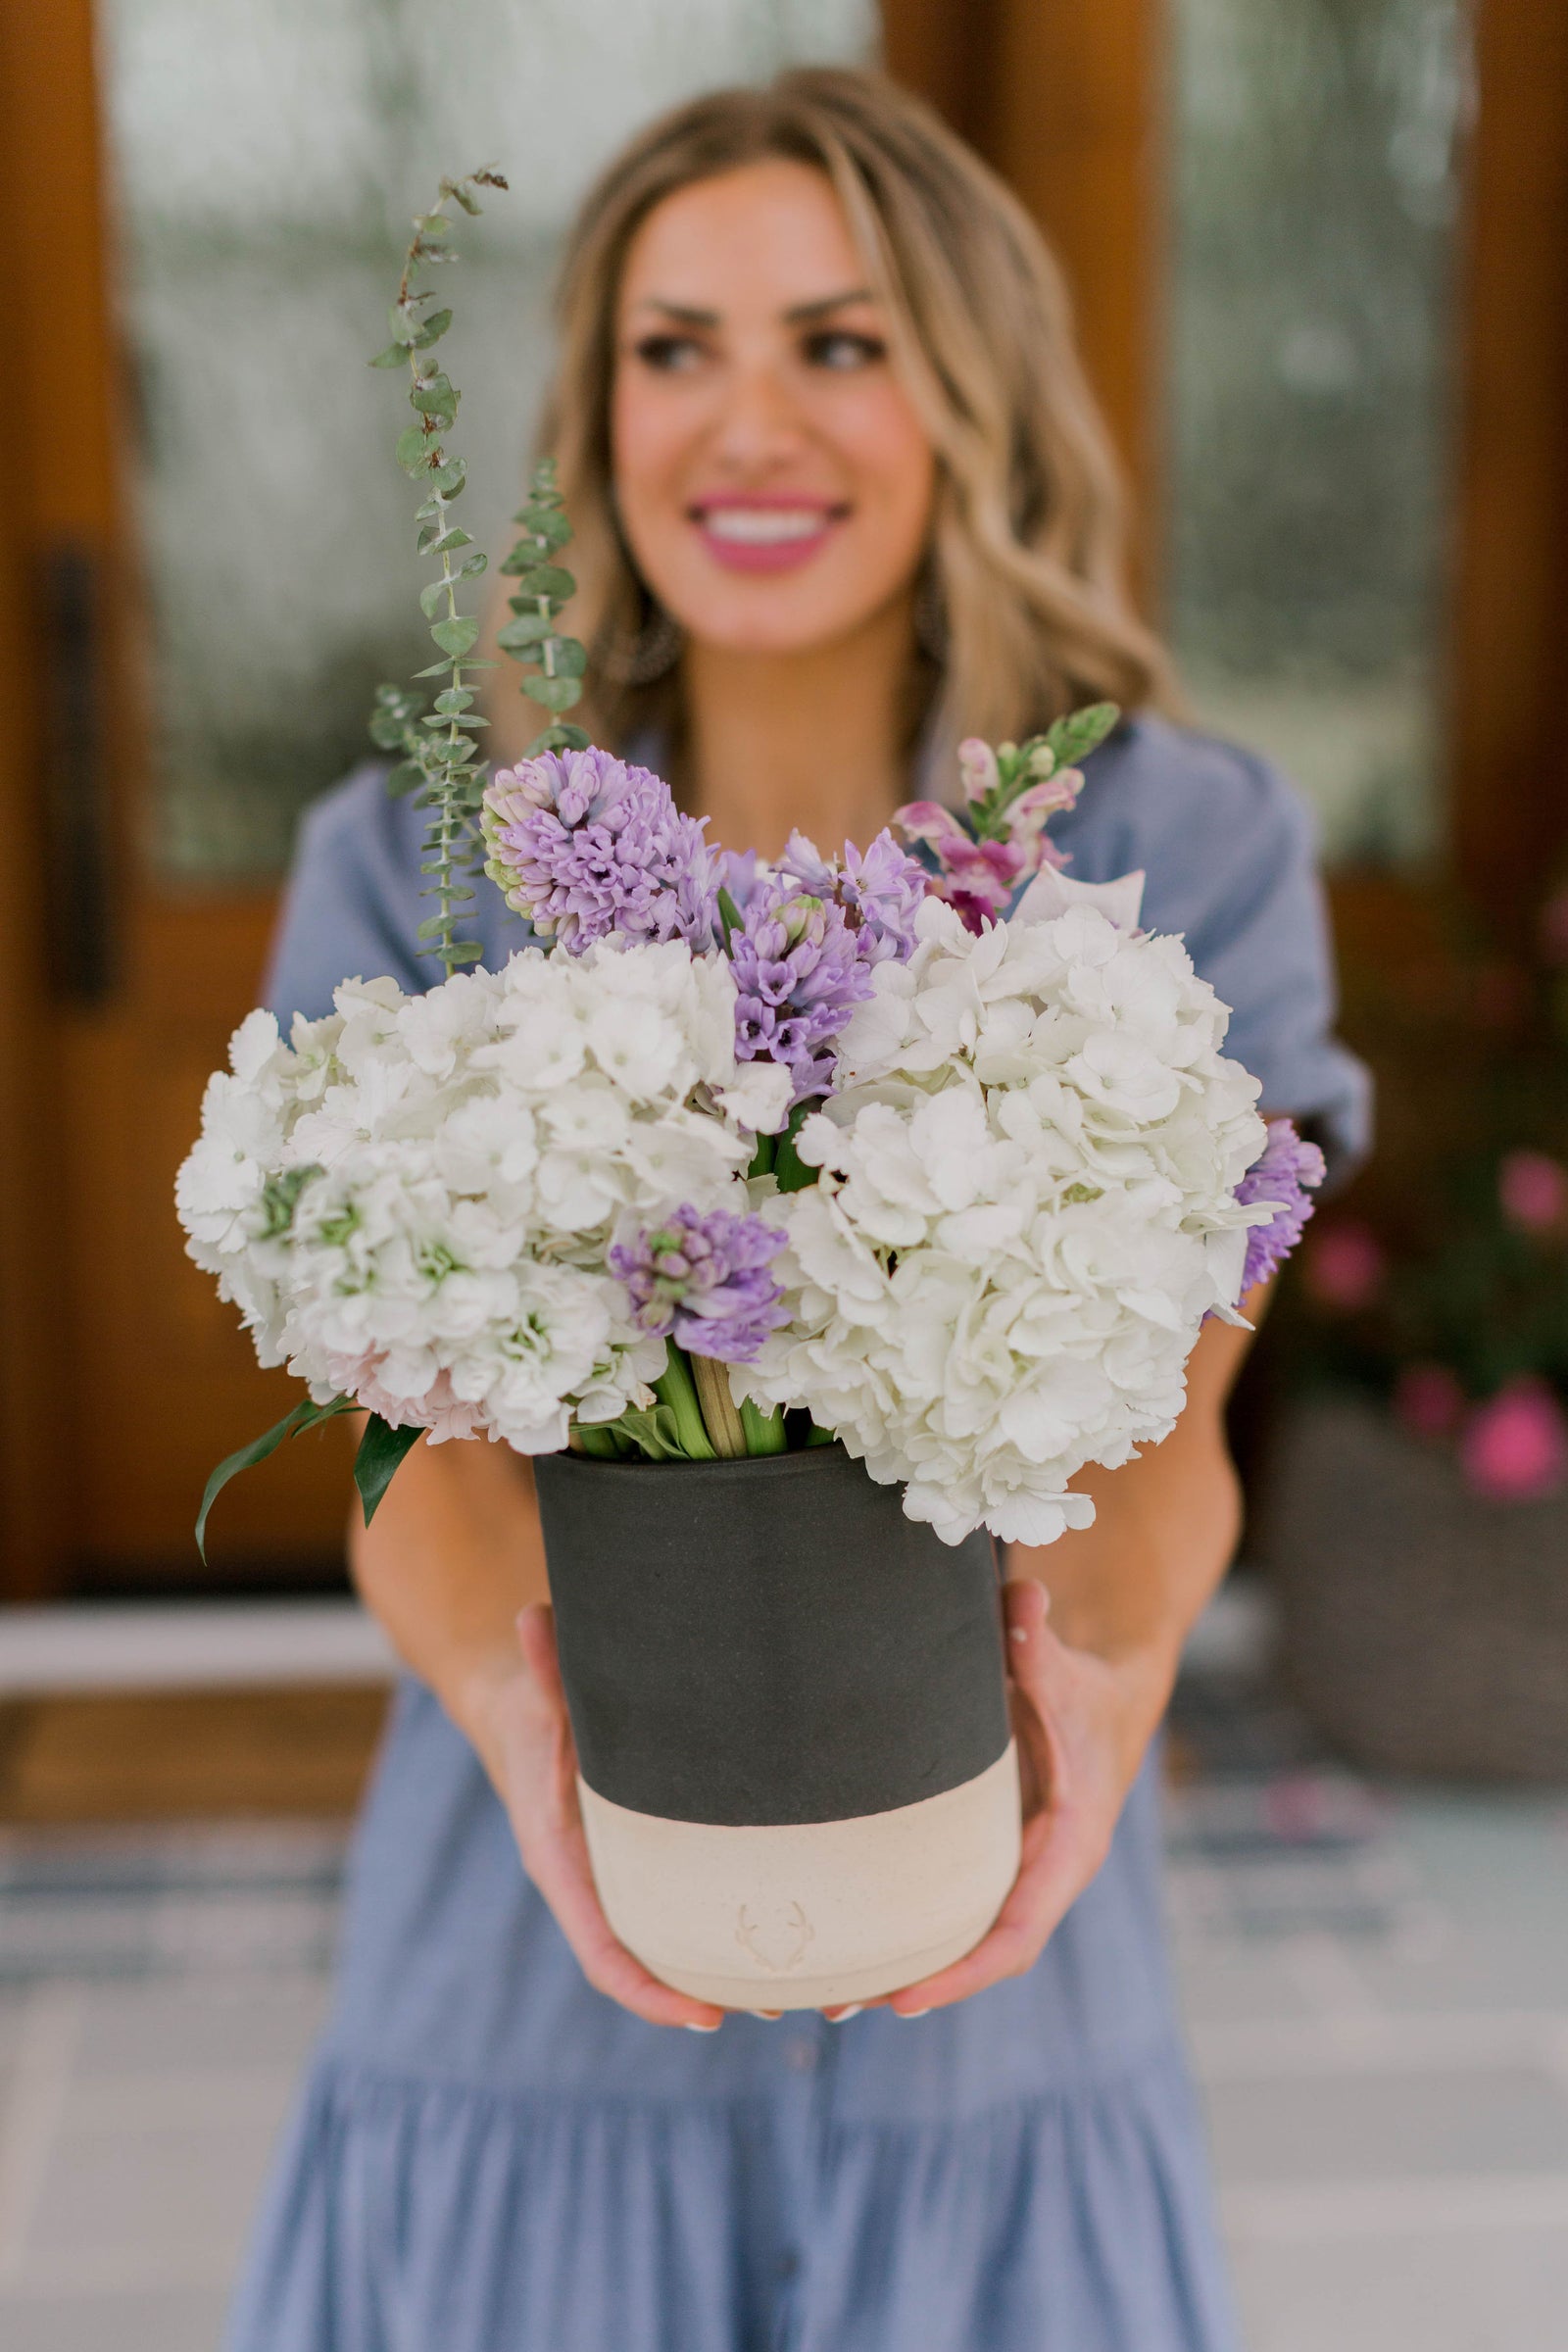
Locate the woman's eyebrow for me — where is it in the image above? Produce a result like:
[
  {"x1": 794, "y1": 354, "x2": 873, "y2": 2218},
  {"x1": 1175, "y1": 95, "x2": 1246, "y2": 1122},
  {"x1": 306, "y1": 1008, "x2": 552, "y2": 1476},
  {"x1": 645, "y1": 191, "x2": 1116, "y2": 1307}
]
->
[
  {"x1": 628, "y1": 299, "x2": 721, "y2": 327},
  {"x1": 782, "y1": 288, "x2": 877, "y2": 323}
]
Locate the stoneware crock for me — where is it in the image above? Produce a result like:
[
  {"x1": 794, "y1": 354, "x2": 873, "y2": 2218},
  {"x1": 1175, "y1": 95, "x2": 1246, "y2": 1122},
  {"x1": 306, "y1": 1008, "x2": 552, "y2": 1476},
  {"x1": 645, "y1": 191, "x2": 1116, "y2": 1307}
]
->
[{"x1": 532, "y1": 1444, "x2": 1021, "y2": 2012}]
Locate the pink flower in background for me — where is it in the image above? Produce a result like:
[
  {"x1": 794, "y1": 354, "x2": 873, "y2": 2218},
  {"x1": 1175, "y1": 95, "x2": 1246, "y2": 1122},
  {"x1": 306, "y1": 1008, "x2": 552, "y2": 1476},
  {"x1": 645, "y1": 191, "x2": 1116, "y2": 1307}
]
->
[
  {"x1": 1497, "y1": 1150, "x2": 1568, "y2": 1237},
  {"x1": 1302, "y1": 1219, "x2": 1387, "y2": 1312},
  {"x1": 1460, "y1": 1378, "x2": 1568, "y2": 1502},
  {"x1": 1395, "y1": 1361, "x2": 1466, "y2": 1442}
]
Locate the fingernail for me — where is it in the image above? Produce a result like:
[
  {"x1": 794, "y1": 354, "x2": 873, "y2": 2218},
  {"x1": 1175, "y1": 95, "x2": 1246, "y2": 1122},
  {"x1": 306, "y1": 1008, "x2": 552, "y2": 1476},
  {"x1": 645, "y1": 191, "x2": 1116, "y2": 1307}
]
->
[
  {"x1": 756, "y1": 2009, "x2": 783, "y2": 2021},
  {"x1": 684, "y1": 2021, "x2": 722, "y2": 2034},
  {"x1": 897, "y1": 2006, "x2": 930, "y2": 2019},
  {"x1": 828, "y1": 2004, "x2": 863, "y2": 2023}
]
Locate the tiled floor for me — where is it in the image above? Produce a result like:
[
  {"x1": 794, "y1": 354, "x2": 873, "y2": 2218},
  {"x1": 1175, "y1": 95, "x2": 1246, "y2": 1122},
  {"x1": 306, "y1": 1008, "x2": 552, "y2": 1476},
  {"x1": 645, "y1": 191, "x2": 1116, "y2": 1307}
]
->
[{"x1": 0, "y1": 1644, "x2": 1565, "y2": 2348}]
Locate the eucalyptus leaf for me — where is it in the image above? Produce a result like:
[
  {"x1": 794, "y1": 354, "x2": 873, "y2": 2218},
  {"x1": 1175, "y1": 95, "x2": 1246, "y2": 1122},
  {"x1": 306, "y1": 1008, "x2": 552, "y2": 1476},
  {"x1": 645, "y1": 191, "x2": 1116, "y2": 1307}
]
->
[
  {"x1": 497, "y1": 612, "x2": 552, "y2": 651},
  {"x1": 510, "y1": 563, "x2": 575, "y2": 602},
  {"x1": 369, "y1": 342, "x2": 409, "y2": 368},
  {"x1": 522, "y1": 673, "x2": 583, "y2": 713},
  {"x1": 428, "y1": 460, "x2": 466, "y2": 496},
  {"x1": 429, "y1": 614, "x2": 480, "y2": 658},
  {"x1": 396, "y1": 423, "x2": 434, "y2": 474},
  {"x1": 410, "y1": 307, "x2": 453, "y2": 347},
  {"x1": 418, "y1": 579, "x2": 450, "y2": 619}
]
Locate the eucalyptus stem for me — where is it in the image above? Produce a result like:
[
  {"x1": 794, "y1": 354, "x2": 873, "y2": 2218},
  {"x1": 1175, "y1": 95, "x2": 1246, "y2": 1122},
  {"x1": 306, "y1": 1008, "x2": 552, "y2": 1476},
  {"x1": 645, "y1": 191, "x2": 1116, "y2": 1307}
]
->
[{"x1": 368, "y1": 167, "x2": 508, "y2": 973}]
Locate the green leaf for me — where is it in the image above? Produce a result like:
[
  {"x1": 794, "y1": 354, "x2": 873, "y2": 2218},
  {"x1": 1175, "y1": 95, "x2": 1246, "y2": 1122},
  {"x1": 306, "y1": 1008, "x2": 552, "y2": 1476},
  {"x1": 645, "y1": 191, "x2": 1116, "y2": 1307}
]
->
[
  {"x1": 429, "y1": 613, "x2": 480, "y2": 658},
  {"x1": 497, "y1": 612, "x2": 552, "y2": 652},
  {"x1": 715, "y1": 886, "x2": 743, "y2": 951},
  {"x1": 431, "y1": 687, "x2": 474, "y2": 714},
  {"x1": 410, "y1": 380, "x2": 458, "y2": 424},
  {"x1": 369, "y1": 342, "x2": 410, "y2": 368},
  {"x1": 410, "y1": 307, "x2": 453, "y2": 348},
  {"x1": 419, "y1": 524, "x2": 473, "y2": 556},
  {"x1": 540, "y1": 637, "x2": 586, "y2": 677},
  {"x1": 414, "y1": 213, "x2": 451, "y2": 240},
  {"x1": 396, "y1": 423, "x2": 434, "y2": 474},
  {"x1": 612, "y1": 1404, "x2": 692, "y2": 1461},
  {"x1": 773, "y1": 1098, "x2": 822, "y2": 1195},
  {"x1": 510, "y1": 506, "x2": 571, "y2": 549},
  {"x1": 353, "y1": 1414, "x2": 424, "y2": 1526},
  {"x1": 805, "y1": 1421, "x2": 838, "y2": 1446},
  {"x1": 521, "y1": 674, "x2": 582, "y2": 713},
  {"x1": 428, "y1": 459, "x2": 466, "y2": 496},
  {"x1": 1043, "y1": 701, "x2": 1120, "y2": 769},
  {"x1": 419, "y1": 579, "x2": 450, "y2": 619},
  {"x1": 412, "y1": 658, "x2": 458, "y2": 678},
  {"x1": 508, "y1": 562, "x2": 575, "y2": 601},
  {"x1": 386, "y1": 759, "x2": 425, "y2": 796},
  {"x1": 196, "y1": 1396, "x2": 354, "y2": 1563},
  {"x1": 456, "y1": 551, "x2": 487, "y2": 580}
]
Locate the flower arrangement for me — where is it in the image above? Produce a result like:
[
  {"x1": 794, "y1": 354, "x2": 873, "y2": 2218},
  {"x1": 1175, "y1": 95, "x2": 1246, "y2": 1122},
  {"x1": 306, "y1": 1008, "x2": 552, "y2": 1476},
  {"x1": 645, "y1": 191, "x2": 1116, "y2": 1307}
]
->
[{"x1": 178, "y1": 171, "x2": 1324, "y2": 1554}]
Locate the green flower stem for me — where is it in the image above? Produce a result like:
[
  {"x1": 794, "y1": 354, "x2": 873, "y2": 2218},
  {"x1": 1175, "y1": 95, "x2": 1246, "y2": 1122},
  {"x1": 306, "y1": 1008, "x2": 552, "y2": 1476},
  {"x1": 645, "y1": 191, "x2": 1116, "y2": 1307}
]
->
[
  {"x1": 739, "y1": 1397, "x2": 788, "y2": 1455},
  {"x1": 690, "y1": 1352, "x2": 748, "y2": 1459},
  {"x1": 652, "y1": 1343, "x2": 717, "y2": 1461}
]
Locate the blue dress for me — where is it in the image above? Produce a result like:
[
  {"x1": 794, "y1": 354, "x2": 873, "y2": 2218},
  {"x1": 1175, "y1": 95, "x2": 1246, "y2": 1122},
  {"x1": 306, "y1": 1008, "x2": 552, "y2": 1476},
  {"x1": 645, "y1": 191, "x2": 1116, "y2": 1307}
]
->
[{"x1": 227, "y1": 717, "x2": 1369, "y2": 2352}]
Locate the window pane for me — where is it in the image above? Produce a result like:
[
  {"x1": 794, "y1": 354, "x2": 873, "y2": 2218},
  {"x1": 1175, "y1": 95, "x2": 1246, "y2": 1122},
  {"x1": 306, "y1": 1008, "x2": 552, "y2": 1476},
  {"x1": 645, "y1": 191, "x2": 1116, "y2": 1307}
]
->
[
  {"x1": 1165, "y1": 0, "x2": 1472, "y2": 864},
  {"x1": 100, "y1": 0, "x2": 875, "y2": 881}
]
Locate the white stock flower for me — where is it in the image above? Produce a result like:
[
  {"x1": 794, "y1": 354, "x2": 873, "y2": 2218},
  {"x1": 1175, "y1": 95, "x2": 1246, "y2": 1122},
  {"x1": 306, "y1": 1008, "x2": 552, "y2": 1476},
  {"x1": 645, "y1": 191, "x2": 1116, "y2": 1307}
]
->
[
  {"x1": 734, "y1": 906, "x2": 1267, "y2": 1544},
  {"x1": 175, "y1": 940, "x2": 767, "y2": 1451}
]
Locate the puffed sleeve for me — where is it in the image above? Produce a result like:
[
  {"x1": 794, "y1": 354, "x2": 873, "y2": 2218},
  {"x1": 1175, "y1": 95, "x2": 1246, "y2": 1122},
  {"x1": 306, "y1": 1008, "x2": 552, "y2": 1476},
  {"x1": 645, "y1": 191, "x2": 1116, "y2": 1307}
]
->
[
  {"x1": 1062, "y1": 716, "x2": 1372, "y2": 1183},
  {"x1": 263, "y1": 763, "x2": 516, "y2": 1025}
]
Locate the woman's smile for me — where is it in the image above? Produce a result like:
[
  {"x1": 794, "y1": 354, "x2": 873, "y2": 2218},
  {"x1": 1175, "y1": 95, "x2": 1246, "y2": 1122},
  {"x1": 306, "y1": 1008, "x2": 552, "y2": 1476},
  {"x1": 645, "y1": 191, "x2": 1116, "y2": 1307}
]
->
[{"x1": 687, "y1": 491, "x2": 851, "y2": 571}]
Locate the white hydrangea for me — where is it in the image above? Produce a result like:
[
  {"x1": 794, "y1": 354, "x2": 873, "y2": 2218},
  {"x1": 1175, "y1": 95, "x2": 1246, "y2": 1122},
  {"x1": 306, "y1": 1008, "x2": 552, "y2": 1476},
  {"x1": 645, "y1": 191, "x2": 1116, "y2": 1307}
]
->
[
  {"x1": 733, "y1": 898, "x2": 1269, "y2": 1545},
  {"x1": 176, "y1": 942, "x2": 792, "y2": 1455}
]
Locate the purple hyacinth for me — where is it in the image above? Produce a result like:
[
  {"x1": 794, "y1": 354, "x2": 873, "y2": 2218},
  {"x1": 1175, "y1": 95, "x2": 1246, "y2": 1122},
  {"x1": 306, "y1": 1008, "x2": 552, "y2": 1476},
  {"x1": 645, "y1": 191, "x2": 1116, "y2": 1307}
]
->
[
  {"x1": 480, "y1": 747, "x2": 717, "y2": 953},
  {"x1": 1237, "y1": 1118, "x2": 1328, "y2": 1292},
  {"x1": 728, "y1": 882, "x2": 875, "y2": 1104},
  {"x1": 611, "y1": 1203, "x2": 789, "y2": 1363},
  {"x1": 779, "y1": 828, "x2": 927, "y2": 966}
]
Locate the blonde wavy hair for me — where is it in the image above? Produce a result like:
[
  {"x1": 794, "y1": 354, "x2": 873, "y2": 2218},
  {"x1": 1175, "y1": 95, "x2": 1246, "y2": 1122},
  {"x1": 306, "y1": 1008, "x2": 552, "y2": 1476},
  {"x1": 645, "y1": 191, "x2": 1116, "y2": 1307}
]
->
[{"x1": 499, "y1": 66, "x2": 1176, "y2": 775}]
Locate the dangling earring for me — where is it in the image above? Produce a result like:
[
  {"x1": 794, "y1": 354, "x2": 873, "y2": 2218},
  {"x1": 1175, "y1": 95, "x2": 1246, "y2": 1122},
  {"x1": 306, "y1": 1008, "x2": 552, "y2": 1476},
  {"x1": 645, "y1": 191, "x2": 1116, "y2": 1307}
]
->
[
  {"x1": 598, "y1": 599, "x2": 684, "y2": 686},
  {"x1": 915, "y1": 565, "x2": 950, "y2": 663}
]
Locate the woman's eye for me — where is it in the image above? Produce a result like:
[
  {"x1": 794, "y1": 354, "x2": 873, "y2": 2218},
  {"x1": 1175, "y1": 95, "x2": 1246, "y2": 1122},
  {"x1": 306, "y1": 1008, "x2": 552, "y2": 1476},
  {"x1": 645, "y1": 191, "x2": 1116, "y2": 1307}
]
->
[
  {"x1": 802, "y1": 329, "x2": 886, "y2": 371},
  {"x1": 631, "y1": 333, "x2": 707, "y2": 373}
]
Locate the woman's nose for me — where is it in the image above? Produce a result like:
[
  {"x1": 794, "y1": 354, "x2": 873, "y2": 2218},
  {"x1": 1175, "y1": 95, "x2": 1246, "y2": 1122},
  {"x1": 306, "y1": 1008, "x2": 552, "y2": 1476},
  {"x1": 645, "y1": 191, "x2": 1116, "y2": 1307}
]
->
[{"x1": 706, "y1": 358, "x2": 810, "y2": 470}]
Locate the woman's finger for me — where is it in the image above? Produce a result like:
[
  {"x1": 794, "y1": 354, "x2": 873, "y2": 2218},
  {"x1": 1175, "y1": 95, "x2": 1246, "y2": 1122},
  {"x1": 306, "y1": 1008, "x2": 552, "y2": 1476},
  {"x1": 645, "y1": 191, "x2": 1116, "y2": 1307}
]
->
[{"x1": 510, "y1": 1603, "x2": 725, "y2": 2030}]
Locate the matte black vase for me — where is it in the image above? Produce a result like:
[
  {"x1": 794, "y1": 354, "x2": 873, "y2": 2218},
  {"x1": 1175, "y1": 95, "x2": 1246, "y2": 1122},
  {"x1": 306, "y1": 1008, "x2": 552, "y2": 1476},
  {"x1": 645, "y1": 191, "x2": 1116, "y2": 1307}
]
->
[{"x1": 532, "y1": 1443, "x2": 1020, "y2": 2011}]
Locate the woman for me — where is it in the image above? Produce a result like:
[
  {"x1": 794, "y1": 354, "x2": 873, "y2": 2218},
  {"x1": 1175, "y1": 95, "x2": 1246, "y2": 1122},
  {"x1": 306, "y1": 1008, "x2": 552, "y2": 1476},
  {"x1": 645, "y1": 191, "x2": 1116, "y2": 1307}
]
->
[{"x1": 229, "y1": 69, "x2": 1367, "y2": 2352}]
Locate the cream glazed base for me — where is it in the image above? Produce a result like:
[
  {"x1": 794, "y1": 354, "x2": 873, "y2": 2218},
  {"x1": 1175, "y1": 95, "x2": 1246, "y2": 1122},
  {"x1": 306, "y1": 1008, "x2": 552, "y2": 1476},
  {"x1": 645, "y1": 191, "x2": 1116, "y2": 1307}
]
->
[{"x1": 578, "y1": 1740, "x2": 1022, "y2": 2011}]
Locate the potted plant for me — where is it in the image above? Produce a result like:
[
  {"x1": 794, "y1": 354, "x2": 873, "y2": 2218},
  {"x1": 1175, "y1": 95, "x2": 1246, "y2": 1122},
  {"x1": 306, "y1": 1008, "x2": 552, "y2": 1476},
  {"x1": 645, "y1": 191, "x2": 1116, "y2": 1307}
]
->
[
  {"x1": 1258, "y1": 883, "x2": 1568, "y2": 1783},
  {"x1": 177, "y1": 175, "x2": 1321, "y2": 2005}
]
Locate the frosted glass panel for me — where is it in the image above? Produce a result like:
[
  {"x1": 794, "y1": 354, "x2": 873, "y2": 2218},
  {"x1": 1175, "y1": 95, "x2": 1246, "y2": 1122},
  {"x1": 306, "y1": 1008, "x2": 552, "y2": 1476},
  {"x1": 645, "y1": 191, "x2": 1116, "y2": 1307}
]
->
[
  {"x1": 1166, "y1": 0, "x2": 1471, "y2": 864},
  {"x1": 100, "y1": 0, "x2": 875, "y2": 879}
]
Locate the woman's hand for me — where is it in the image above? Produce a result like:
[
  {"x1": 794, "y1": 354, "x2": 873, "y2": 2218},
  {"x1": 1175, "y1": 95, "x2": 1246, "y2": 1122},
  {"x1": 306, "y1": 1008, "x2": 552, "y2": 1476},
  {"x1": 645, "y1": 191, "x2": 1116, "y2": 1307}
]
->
[
  {"x1": 883, "y1": 1576, "x2": 1178, "y2": 2017},
  {"x1": 462, "y1": 1604, "x2": 726, "y2": 2034}
]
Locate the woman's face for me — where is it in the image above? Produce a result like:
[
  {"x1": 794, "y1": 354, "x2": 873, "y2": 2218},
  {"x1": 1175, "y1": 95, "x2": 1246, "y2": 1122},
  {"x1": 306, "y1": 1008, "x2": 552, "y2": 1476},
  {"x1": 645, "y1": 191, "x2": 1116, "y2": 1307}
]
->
[{"x1": 611, "y1": 159, "x2": 936, "y2": 657}]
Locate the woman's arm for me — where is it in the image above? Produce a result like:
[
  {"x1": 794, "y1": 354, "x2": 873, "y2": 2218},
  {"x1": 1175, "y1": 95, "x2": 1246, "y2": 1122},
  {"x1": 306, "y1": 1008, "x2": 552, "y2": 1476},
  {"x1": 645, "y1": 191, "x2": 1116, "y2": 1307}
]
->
[
  {"x1": 348, "y1": 1435, "x2": 725, "y2": 2031},
  {"x1": 884, "y1": 1284, "x2": 1268, "y2": 2017}
]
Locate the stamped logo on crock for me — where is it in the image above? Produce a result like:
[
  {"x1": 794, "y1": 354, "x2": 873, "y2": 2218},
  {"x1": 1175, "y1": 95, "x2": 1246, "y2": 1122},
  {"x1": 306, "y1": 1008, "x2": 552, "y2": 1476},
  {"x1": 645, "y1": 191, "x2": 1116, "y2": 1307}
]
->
[{"x1": 735, "y1": 1899, "x2": 814, "y2": 1975}]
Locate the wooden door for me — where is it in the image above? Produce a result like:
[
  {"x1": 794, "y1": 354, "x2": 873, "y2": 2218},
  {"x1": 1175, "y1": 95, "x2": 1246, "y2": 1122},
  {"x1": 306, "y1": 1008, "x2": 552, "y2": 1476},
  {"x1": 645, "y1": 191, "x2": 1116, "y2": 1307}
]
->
[{"x1": 0, "y1": 0, "x2": 347, "y2": 1596}]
